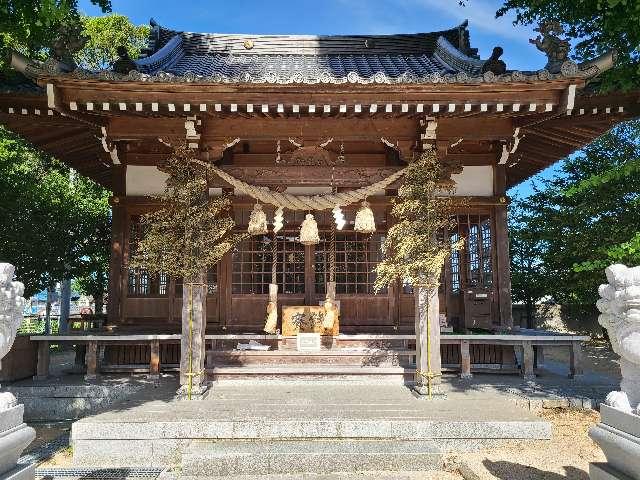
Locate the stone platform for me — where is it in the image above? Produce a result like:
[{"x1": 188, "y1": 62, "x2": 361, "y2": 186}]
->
[{"x1": 71, "y1": 381, "x2": 551, "y2": 474}]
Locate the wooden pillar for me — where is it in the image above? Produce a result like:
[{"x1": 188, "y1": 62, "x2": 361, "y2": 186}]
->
[
  {"x1": 304, "y1": 244, "x2": 315, "y2": 306},
  {"x1": 494, "y1": 165, "x2": 513, "y2": 330},
  {"x1": 219, "y1": 252, "x2": 232, "y2": 330},
  {"x1": 521, "y1": 340, "x2": 535, "y2": 380},
  {"x1": 414, "y1": 284, "x2": 441, "y2": 395},
  {"x1": 34, "y1": 340, "x2": 50, "y2": 380},
  {"x1": 149, "y1": 338, "x2": 160, "y2": 379},
  {"x1": 460, "y1": 340, "x2": 472, "y2": 379},
  {"x1": 85, "y1": 341, "x2": 98, "y2": 380},
  {"x1": 495, "y1": 205, "x2": 514, "y2": 330},
  {"x1": 108, "y1": 167, "x2": 126, "y2": 325},
  {"x1": 388, "y1": 279, "x2": 400, "y2": 331},
  {"x1": 569, "y1": 342, "x2": 584, "y2": 378},
  {"x1": 179, "y1": 271, "x2": 208, "y2": 397},
  {"x1": 168, "y1": 278, "x2": 176, "y2": 325}
]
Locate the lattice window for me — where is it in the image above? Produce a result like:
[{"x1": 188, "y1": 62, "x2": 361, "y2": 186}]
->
[
  {"x1": 450, "y1": 232, "x2": 461, "y2": 293},
  {"x1": 467, "y1": 224, "x2": 481, "y2": 286},
  {"x1": 207, "y1": 268, "x2": 218, "y2": 294},
  {"x1": 315, "y1": 232, "x2": 387, "y2": 295},
  {"x1": 232, "y1": 233, "x2": 304, "y2": 294},
  {"x1": 174, "y1": 267, "x2": 218, "y2": 297},
  {"x1": 480, "y1": 220, "x2": 493, "y2": 287},
  {"x1": 127, "y1": 216, "x2": 167, "y2": 296},
  {"x1": 458, "y1": 214, "x2": 493, "y2": 289}
]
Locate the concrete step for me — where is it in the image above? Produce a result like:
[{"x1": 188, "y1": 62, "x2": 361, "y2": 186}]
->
[
  {"x1": 180, "y1": 440, "x2": 444, "y2": 477},
  {"x1": 207, "y1": 364, "x2": 415, "y2": 383}
]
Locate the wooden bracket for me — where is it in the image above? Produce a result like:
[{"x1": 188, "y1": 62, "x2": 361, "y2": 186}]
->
[{"x1": 199, "y1": 137, "x2": 241, "y2": 162}]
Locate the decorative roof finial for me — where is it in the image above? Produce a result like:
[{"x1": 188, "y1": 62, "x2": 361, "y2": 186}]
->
[
  {"x1": 530, "y1": 20, "x2": 571, "y2": 74},
  {"x1": 112, "y1": 46, "x2": 138, "y2": 74},
  {"x1": 49, "y1": 18, "x2": 87, "y2": 71},
  {"x1": 481, "y1": 47, "x2": 506, "y2": 75}
]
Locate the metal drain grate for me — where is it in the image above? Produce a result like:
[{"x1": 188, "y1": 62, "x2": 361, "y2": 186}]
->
[
  {"x1": 35, "y1": 467, "x2": 163, "y2": 479},
  {"x1": 19, "y1": 432, "x2": 70, "y2": 465}
]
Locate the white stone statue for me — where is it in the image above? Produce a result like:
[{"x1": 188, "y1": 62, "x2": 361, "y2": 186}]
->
[
  {"x1": 0, "y1": 262, "x2": 35, "y2": 480},
  {"x1": 596, "y1": 264, "x2": 640, "y2": 415},
  {"x1": 0, "y1": 263, "x2": 26, "y2": 369}
]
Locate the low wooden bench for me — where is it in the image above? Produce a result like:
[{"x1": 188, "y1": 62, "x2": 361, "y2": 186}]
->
[
  {"x1": 205, "y1": 332, "x2": 590, "y2": 380},
  {"x1": 30, "y1": 334, "x2": 181, "y2": 380},
  {"x1": 30, "y1": 330, "x2": 589, "y2": 381}
]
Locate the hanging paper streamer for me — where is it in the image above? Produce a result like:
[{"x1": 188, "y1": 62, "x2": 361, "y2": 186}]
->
[
  {"x1": 300, "y1": 213, "x2": 320, "y2": 245},
  {"x1": 322, "y1": 298, "x2": 338, "y2": 330},
  {"x1": 264, "y1": 301, "x2": 278, "y2": 333},
  {"x1": 354, "y1": 200, "x2": 376, "y2": 234},
  {"x1": 248, "y1": 203, "x2": 268, "y2": 235},
  {"x1": 332, "y1": 206, "x2": 346, "y2": 230},
  {"x1": 273, "y1": 206, "x2": 284, "y2": 233}
]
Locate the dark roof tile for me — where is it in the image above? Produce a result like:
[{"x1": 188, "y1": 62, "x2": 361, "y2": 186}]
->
[{"x1": 135, "y1": 22, "x2": 480, "y2": 84}]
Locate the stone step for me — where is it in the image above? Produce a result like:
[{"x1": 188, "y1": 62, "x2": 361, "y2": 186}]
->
[
  {"x1": 207, "y1": 365, "x2": 415, "y2": 383},
  {"x1": 180, "y1": 440, "x2": 444, "y2": 477},
  {"x1": 206, "y1": 349, "x2": 415, "y2": 367}
]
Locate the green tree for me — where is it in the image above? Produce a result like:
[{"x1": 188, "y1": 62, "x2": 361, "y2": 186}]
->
[
  {"x1": 0, "y1": 0, "x2": 112, "y2": 72},
  {"x1": 76, "y1": 14, "x2": 149, "y2": 70},
  {"x1": 1, "y1": 11, "x2": 148, "y2": 306},
  {"x1": 508, "y1": 120, "x2": 640, "y2": 309},
  {"x1": 508, "y1": 199, "x2": 548, "y2": 328},
  {"x1": 130, "y1": 145, "x2": 246, "y2": 280},
  {"x1": 0, "y1": 126, "x2": 110, "y2": 297},
  {"x1": 375, "y1": 149, "x2": 464, "y2": 291},
  {"x1": 494, "y1": 0, "x2": 640, "y2": 90},
  {"x1": 374, "y1": 149, "x2": 464, "y2": 395}
]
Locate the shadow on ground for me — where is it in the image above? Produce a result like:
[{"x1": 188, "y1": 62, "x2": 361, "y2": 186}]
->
[{"x1": 483, "y1": 460, "x2": 589, "y2": 480}]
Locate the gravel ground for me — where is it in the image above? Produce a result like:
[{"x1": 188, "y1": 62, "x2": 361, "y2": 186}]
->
[{"x1": 455, "y1": 408, "x2": 604, "y2": 479}]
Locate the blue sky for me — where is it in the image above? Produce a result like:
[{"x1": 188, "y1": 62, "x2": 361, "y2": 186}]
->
[{"x1": 79, "y1": 0, "x2": 566, "y2": 197}]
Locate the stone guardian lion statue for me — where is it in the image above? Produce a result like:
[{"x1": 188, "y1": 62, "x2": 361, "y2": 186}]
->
[
  {"x1": 0, "y1": 263, "x2": 26, "y2": 369},
  {"x1": 596, "y1": 264, "x2": 640, "y2": 414}
]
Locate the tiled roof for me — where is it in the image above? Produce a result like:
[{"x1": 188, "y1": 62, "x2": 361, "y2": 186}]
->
[{"x1": 133, "y1": 22, "x2": 485, "y2": 84}]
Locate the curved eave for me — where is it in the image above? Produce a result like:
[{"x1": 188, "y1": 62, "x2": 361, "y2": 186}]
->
[{"x1": 506, "y1": 90, "x2": 640, "y2": 188}]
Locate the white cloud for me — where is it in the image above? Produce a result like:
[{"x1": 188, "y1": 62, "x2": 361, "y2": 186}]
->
[{"x1": 404, "y1": 0, "x2": 534, "y2": 41}]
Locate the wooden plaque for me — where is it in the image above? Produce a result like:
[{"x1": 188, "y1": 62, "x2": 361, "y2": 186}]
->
[{"x1": 281, "y1": 306, "x2": 339, "y2": 336}]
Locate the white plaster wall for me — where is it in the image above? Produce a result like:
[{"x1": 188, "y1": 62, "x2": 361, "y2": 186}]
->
[
  {"x1": 450, "y1": 165, "x2": 494, "y2": 196},
  {"x1": 126, "y1": 166, "x2": 169, "y2": 196}
]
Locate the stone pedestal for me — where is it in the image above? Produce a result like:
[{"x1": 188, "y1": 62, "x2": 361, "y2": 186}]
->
[
  {"x1": 0, "y1": 396, "x2": 35, "y2": 480},
  {"x1": 589, "y1": 405, "x2": 640, "y2": 480}
]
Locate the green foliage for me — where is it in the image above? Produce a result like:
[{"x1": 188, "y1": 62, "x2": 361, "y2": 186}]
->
[
  {"x1": 76, "y1": 14, "x2": 149, "y2": 70},
  {"x1": 508, "y1": 120, "x2": 640, "y2": 307},
  {"x1": 509, "y1": 199, "x2": 549, "y2": 327},
  {"x1": 130, "y1": 145, "x2": 247, "y2": 281},
  {"x1": 375, "y1": 149, "x2": 464, "y2": 291},
  {"x1": 0, "y1": 10, "x2": 148, "y2": 304},
  {"x1": 0, "y1": 0, "x2": 111, "y2": 70},
  {"x1": 70, "y1": 212, "x2": 109, "y2": 312},
  {"x1": 0, "y1": 126, "x2": 110, "y2": 297},
  {"x1": 565, "y1": 157, "x2": 640, "y2": 195},
  {"x1": 494, "y1": 0, "x2": 640, "y2": 90}
]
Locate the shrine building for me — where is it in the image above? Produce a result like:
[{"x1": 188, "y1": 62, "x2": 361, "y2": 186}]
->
[{"x1": 2, "y1": 20, "x2": 639, "y2": 384}]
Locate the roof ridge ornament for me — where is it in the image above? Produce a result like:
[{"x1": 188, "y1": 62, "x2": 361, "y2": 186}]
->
[
  {"x1": 481, "y1": 47, "x2": 506, "y2": 76},
  {"x1": 529, "y1": 20, "x2": 572, "y2": 74}
]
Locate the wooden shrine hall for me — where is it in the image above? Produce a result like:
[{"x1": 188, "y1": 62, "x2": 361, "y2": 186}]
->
[{"x1": 2, "y1": 20, "x2": 638, "y2": 384}]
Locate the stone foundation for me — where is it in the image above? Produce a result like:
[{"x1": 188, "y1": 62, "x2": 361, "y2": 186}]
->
[{"x1": 589, "y1": 404, "x2": 640, "y2": 480}]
